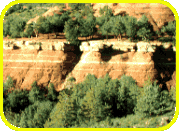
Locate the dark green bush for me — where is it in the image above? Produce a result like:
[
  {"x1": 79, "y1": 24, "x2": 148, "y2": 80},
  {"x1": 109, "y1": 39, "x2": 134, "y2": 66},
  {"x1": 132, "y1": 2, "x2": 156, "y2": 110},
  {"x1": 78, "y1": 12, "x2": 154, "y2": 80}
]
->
[
  {"x1": 122, "y1": 15, "x2": 138, "y2": 41},
  {"x1": 134, "y1": 81, "x2": 175, "y2": 117},
  {"x1": 137, "y1": 15, "x2": 154, "y2": 41},
  {"x1": 19, "y1": 101, "x2": 53, "y2": 128},
  {"x1": 3, "y1": 76, "x2": 30, "y2": 113},
  {"x1": 46, "y1": 83, "x2": 59, "y2": 101},
  {"x1": 5, "y1": 89, "x2": 29, "y2": 113},
  {"x1": 28, "y1": 81, "x2": 45, "y2": 104},
  {"x1": 24, "y1": 23, "x2": 34, "y2": 38}
]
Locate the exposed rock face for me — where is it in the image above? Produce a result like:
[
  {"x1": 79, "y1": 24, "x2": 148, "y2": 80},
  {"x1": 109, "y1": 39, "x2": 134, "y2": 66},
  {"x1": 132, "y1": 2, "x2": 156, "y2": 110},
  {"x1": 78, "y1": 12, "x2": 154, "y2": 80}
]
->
[
  {"x1": 91, "y1": 3, "x2": 175, "y2": 31},
  {"x1": 3, "y1": 49, "x2": 78, "y2": 91},
  {"x1": 3, "y1": 40, "x2": 176, "y2": 91}
]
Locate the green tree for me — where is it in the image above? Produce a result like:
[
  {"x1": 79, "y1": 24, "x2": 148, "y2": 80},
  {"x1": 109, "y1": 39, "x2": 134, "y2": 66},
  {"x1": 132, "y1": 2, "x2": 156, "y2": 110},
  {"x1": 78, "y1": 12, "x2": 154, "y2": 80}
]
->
[
  {"x1": 123, "y1": 15, "x2": 138, "y2": 41},
  {"x1": 161, "y1": 21, "x2": 176, "y2": 37},
  {"x1": 100, "y1": 20, "x2": 112, "y2": 41},
  {"x1": 97, "y1": 5, "x2": 114, "y2": 40},
  {"x1": 134, "y1": 80, "x2": 175, "y2": 117},
  {"x1": 110, "y1": 16, "x2": 125, "y2": 40},
  {"x1": 35, "y1": 16, "x2": 52, "y2": 38},
  {"x1": 19, "y1": 101, "x2": 53, "y2": 128},
  {"x1": 64, "y1": 18, "x2": 80, "y2": 45},
  {"x1": 81, "y1": 5, "x2": 94, "y2": 17},
  {"x1": 46, "y1": 83, "x2": 58, "y2": 101},
  {"x1": 69, "y1": 3, "x2": 86, "y2": 12},
  {"x1": 24, "y1": 23, "x2": 35, "y2": 38},
  {"x1": 137, "y1": 15, "x2": 154, "y2": 41},
  {"x1": 8, "y1": 17, "x2": 26, "y2": 38},
  {"x1": 28, "y1": 81, "x2": 45, "y2": 104}
]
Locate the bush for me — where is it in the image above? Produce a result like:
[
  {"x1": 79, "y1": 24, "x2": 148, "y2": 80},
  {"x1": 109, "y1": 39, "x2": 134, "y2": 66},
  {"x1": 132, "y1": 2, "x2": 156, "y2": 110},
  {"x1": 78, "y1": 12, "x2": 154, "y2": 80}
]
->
[
  {"x1": 134, "y1": 80, "x2": 175, "y2": 117},
  {"x1": 122, "y1": 15, "x2": 138, "y2": 41},
  {"x1": 24, "y1": 23, "x2": 34, "y2": 37},
  {"x1": 118, "y1": 75, "x2": 139, "y2": 115},
  {"x1": 28, "y1": 81, "x2": 45, "y2": 104},
  {"x1": 64, "y1": 18, "x2": 80, "y2": 46},
  {"x1": 137, "y1": 15, "x2": 154, "y2": 41},
  {"x1": 161, "y1": 21, "x2": 176, "y2": 37},
  {"x1": 5, "y1": 89, "x2": 29, "y2": 113},
  {"x1": 19, "y1": 101, "x2": 53, "y2": 128},
  {"x1": 46, "y1": 83, "x2": 59, "y2": 101}
]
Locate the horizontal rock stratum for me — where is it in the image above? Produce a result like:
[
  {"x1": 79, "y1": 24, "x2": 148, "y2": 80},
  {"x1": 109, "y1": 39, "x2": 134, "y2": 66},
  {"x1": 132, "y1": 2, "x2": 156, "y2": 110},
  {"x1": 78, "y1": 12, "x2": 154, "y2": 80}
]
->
[{"x1": 3, "y1": 41, "x2": 176, "y2": 91}]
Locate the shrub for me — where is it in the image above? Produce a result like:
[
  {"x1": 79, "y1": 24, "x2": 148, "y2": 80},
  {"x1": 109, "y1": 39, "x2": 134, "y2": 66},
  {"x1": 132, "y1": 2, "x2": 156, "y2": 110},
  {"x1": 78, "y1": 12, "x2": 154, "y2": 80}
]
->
[
  {"x1": 110, "y1": 16, "x2": 125, "y2": 40},
  {"x1": 28, "y1": 81, "x2": 45, "y2": 104},
  {"x1": 9, "y1": 17, "x2": 26, "y2": 38},
  {"x1": 122, "y1": 15, "x2": 138, "y2": 41},
  {"x1": 46, "y1": 83, "x2": 59, "y2": 101},
  {"x1": 117, "y1": 75, "x2": 139, "y2": 116},
  {"x1": 19, "y1": 101, "x2": 53, "y2": 128},
  {"x1": 45, "y1": 73, "x2": 140, "y2": 128},
  {"x1": 161, "y1": 21, "x2": 176, "y2": 37},
  {"x1": 134, "y1": 81, "x2": 175, "y2": 117},
  {"x1": 24, "y1": 23, "x2": 34, "y2": 38},
  {"x1": 64, "y1": 18, "x2": 80, "y2": 46},
  {"x1": 137, "y1": 15, "x2": 154, "y2": 41},
  {"x1": 5, "y1": 89, "x2": 29, "y2": 113},
  {"x1": 44, "y1": 90, "x2": 78, "y2": 128}
]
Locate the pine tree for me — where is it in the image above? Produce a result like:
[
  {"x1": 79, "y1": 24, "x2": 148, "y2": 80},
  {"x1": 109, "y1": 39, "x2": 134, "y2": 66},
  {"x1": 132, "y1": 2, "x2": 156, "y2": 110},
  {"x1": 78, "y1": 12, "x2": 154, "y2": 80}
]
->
[
  {"x1": 137, "y1": 15, "x2": 154, "y2": 41},
  {"x1": 110, "y1": 16, "x2": 125, "y2": 40},
  {"x1": 123, "y1": 15, "x2": 138, "y2": 41},
  {"x1": 64, "y1": 18, "x2": 80, "y2": 45}
]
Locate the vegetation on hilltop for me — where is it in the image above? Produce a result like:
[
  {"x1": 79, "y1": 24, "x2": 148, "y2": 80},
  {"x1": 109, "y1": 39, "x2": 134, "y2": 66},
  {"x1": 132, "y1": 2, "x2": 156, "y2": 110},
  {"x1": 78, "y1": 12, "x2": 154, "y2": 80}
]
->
[{"x1": 3, "y1": 4, "x2": 176, "y2": 47}]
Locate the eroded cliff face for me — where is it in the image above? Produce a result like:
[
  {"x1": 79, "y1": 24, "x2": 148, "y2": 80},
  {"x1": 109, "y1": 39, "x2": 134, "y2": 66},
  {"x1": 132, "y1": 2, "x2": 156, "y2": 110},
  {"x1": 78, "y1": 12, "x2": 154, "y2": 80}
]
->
[
  {"x1": 3, "y1": 42, "x2": 176, "y2": 91},
  {"x1": 3, "y1": 49, "x2": 78, "y2": 91}
]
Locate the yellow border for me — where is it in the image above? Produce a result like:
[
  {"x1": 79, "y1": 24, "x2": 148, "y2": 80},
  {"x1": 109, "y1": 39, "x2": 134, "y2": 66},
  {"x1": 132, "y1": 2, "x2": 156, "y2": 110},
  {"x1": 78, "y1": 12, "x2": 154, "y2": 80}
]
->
[{"x1": 1, "y1": 0, "x2": 178, "y2": 130}]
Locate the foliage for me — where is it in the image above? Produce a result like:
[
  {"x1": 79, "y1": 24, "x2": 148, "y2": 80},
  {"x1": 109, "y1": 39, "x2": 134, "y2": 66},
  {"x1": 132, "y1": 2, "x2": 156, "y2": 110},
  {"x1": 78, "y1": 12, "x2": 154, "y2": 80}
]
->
[
  {"x1": 68, "y1": 3, "x2": 86, "y2": 12},
  {"x1": 161, "y1": 21, "x2": 176, "y2": 37},
  {"x1": 3, "y1": 76, "x2": 29, "y2": 113},
  {"x1": 24, "y1": 23, "x2": 35, "y2": 38},
  {"x1": 3, "y1": 74, "x2": 176, "y2": 128},
  {"x1": 100, "y1": 20, "x2": 112, "y2": 40},
  {"x1": 5, "y1": 3, "x2": 24, "y2": 16},
  {"x1": 78, "y1": 13, "x2": 97, "y2": 40},
  {"x1": 35, "y1": 16, "x2": 52, "y2": 34},
  {"x1": 134, "y1": 81, "x2": 175, "y2": 117},
  {"x1": 64, "y1": 18, "x2": 80, "y2": 45},
  {"x1": 137, "y1": 15, "x2": 154, "y2": 41},
  {"x1": 28, "y1": 81, "x2": 45, "y2": 104},
  {"x1": 110, "y1": 16, "x2": 125, "y2": 40},
  {"x1": 46, "y1": 83, "x2": 59, "y2": 101},
  {"x1": 99, "y1": 5, "x2": 114, "y2": 19},
  {"x1": 97, "y1": 6, "x2": 114, "y2": 40},
  {"x1": 122, "y1": 15, "x2": 138, "y2": 41},
  {"x1": 19, "y1": 101, "x2": 53, "y2": 128},
  {"x1": 47, "y1": 11, "x2": 70, "y2": 36},
  {"x1": 45, "y1": 73, "x2": 140, "y2": 127},
  {"x1": 3, "y1": 16, "x2": 26, "y2": 38},
  {"x1": 81, "y1": 5, "x2": 94, "y2": 17}
]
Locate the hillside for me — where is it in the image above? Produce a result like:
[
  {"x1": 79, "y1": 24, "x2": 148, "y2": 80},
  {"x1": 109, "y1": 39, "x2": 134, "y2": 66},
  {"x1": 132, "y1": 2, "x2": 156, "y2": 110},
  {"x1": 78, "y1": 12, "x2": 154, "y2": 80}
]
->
[{"x1": 2, "y1": 3, "x2": 176, "y2": 128}]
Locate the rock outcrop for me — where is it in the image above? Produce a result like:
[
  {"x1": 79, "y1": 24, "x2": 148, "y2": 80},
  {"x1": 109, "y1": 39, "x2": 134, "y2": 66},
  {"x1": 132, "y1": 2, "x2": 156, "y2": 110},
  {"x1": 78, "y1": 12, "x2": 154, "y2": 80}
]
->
[{"x1": 3, "y1": 40, "x2": 176, "y2": 91}]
